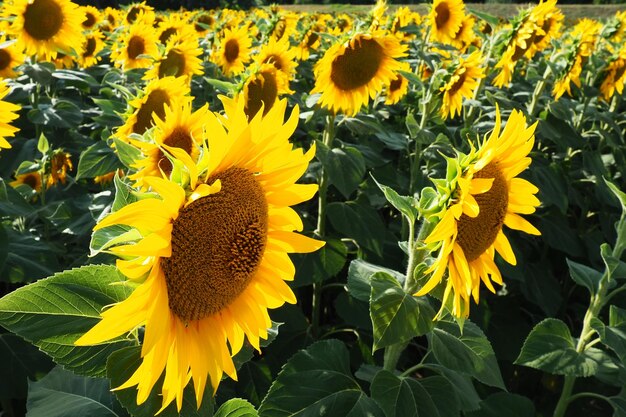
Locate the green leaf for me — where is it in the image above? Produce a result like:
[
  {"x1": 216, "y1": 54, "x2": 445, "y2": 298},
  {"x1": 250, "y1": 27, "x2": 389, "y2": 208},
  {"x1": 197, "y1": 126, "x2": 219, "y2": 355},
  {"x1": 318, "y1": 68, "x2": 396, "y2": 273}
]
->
[
  {"x1": 113, "y1": 138, "x2": 142, "y2": 170},
  {"x1": 370, "y1": 272, "x2": 435, "y2": 351},
  {"x1": 347, "y1": 259, "x2": 404, "y2": 302},
  {"x1": 37, "y1": 133, "x2": 49, "y2": 155},
  {"x1": 605, "y1": 179, "x2": 626, "y2": 214},
  {"x1": 567, "y1": 258, "x2": 602, "y2": 295},
  {"x1": 601, "y1": 243, "x2": 626, "y2": 280},
  {"x1": 0, "y1": 265, "x2": 136, "y2": 377},
  {"x1": 204, "y1": 77, "x2": 237, "y2": 93},
  {"x1": 370, "y1": 370, "x2": 444, "y2": 417},
  {"x1": 405, "y1": 112, "x2": 419, "y2": 139},
  {"x1": 422, "y1": 364, "x2": 480, "y2": 412},
  {"x1": 372, "y1": 175, "x2": 418, "y2": 222},
  {"x1": 107, "y1": 346, "x2": 214, "y2": 417},
  {"x1": 317, "y1": 142, "x2": 366, "y2": 199},
  {"x1": 515, "y1": 318, "x2": 603, "y2": 377},
  {"x1": 214, "y1": 399, "x2": 258, "y2": 417},
  {"x1": 293, "y1": 238, "x2": 347, "y2": 287},
  {"x1": 327, "y1": 202, "x2": 387, "y2": 257},
  {"x1": 465, "y1": 393, "x2": 534, "y2": 417},
  {"x1": 611, "y1": 305, "x2": 626, "y2": 327},
  {"x1": 468, "y1": 8, "x2": 499, "y2": 26},
  {"x1": 26, "y1": 366, "x2": 126, "y2": 417},
  {"x1": 418, "y1": 376, "x2": 461, "y2": 417},
  {"x1": 259, "y1": 339, "x2": 384, "y2": 417},
  {"x1": 77, "y1": 141, "x2": 123, "y2": 180},
  {"x1": 112, "y1": 173, "x2": 139, "y2": 212},
  {"x1": 610, "y1": 387, "x2": 626, "y2": 417},
  {"x1": 591, "y1": 315, "x2": 626, "y2": 365},
  {"x1": 431, "y1": 320, "x2": 505, "y2": 389},
  {"x1": 0, "y1": 334, "x2": 54, "y2": 399}
]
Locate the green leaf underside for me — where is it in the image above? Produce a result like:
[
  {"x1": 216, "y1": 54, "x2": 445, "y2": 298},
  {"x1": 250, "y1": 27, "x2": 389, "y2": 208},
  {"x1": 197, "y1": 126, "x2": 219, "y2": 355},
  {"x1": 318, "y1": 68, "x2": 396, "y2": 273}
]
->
[{"x1": 214, "y1": 398, "x2": 258, "y2": 417}]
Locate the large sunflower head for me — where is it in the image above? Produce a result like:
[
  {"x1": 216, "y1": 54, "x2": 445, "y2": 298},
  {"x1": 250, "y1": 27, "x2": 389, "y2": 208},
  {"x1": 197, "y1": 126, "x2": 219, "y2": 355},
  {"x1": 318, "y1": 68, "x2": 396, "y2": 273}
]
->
[
  {"x1": 116, "y1": 76, "x2": 191, "y2": 141},
  {"x1": 0, "y1": 36, "x2": 26, "y2": 78},
  {"x1": 440, "y1": 50, "x2": 485, "y2": 119},
  {"x1": 3, "y1": 0, "x2": 84, "y2": 61},
  {"x1": 416, "y1": 105, "x2": 540, "y2": 318},
  {"x1": 144, "y1": 35, "x2": 203, "y2": 82},
  {"x1": 110, "y1": 21, "x2": 159, "y2": 70},
  {"x1": 238, "y1": 64, "x2": 292, "y2": 120},
  {"x1": 0, "y1": 80, "x2": 20, "y2": 151},
  {"x1": 213, "y1": 26, "x2": 252, "y2": 77},
  {"x1": 76, "y1": 95, "x2": 324, "y2": 412},
  {"x1": 429, "y1": 0, "x2": 466, "y2": 44},
  {"x1": 311, "y1": 31, "x2": 408, "y2": 116}
]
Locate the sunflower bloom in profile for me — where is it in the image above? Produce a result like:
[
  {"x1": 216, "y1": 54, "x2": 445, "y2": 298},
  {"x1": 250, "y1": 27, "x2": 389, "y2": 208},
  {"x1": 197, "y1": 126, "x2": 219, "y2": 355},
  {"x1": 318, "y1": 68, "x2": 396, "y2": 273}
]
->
[
  {"x1": 440, "y1": 50, "x2": 485, "y2": 119},
  {"x1": 312, "y1": 31, "x2": 407, "y2": 116},
  {"x1": 416, "y1": 106, "x2": 541, "y2": 317},
  {"x1": 76, "y1": 97, "x2": 324, "y2": 411},
  {"x1": 0, "y1": 80, "x2": 20, "y2": 151},
  {"x1": 428, "y1": 0, "x2": 466, "y2": 44}
]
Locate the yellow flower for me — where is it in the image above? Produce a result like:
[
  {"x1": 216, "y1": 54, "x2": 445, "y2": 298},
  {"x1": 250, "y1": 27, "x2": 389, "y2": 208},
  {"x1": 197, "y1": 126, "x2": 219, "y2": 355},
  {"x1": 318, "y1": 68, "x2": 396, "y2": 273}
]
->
[
  {"x1": 384, "y1": 63, "x2": 411, "y2": 105},
  {"x1": 77, "y1": 30, "x2": 105, "y2": 68},
  {"x1": 429, "y1": 0, "x2": 466, "y2": 44},
  {"x1": 80, "y1": 5, "x2": 101, "y2": 30},
  {"x1": 213, "y1": 26, "x2": 252, "y2": 77},
  {"x1": 124, "y1": 2, "x2": 155, "y2": 26},
  {"x1": 192, "y1": 11, "x2": 215, "y2": 36},
  {"x1": 294, "y1": 24, "x2": 323, "y2": 61},
  {"x1": 600, "y1": 46, "x2": 626, "y2": 101},
  {"x1": 0, "y1": 80, "x2": 20, "y2": 151},
  {"x1": 256, "y1": 35, "x2": 297, "y2": 82},
  {"x1": 110, "y1": 21, "x2": 159, "y2": 70},
  {"x1": 311, "y1": 32, "x2": 407, "y2": 116},
  {"x1": 76, "y1": 96, "x2": 324, "y2": 412},
  {"x1": 11, "y1": 171, "x2": 43, "y2": 192},
  {"x1": 0, "y1": 36, "x2": 26, "y2": 78},
  {"x1": 2, "y1": 0, "x2": 84, "y2": 61},
  {"x1": 416, "y1": 106, "x2": 540, "y2": 318},
  {"x1": 47, "y1": 151, "x2": 73, "y2": 186},
  {"x1": 229, "y1": 64, "x2": 291, "y2": 121},
  {"x1": 144, "y1": 35, "x2": 203, "y2": 82},
  {"x1": 440, "y1": 50, "x2": 485, "y2": 119}
]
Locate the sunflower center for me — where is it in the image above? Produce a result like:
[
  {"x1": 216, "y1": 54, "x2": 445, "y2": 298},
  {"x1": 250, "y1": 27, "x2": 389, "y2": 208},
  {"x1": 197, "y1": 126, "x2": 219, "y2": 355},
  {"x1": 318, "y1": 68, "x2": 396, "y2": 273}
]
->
[
  {"x1": 448, "y1": 70, "x2": 467, "y2": 96},
  {"x1": 133, "y1": 89, "x2": 170, "y2": 134},
  {"x1": 163, "y1": 167, "x2": 268, "y2": 322},
  {"x1": 83, "y1": 12, "x2": 96, "y2": 28},
  {"x1": 158, "y1": 49, "x2": 186, "y2": 78},
  {"x1": 159, "y1": 27, "x2": 177, "y2": 45},
  {"x1": 330, "y1": 38, "x2": 384, "y2": 91},
  {"x1": 306, "y1": 31, "x2": 319, "y2": 47},
  {"x1": 0, "y1": 50, "x2": 10, "y2": 70},
  {"x1": 456, "y1": 162, "x2": 509, "y2": 262},
  {"x1": 389, "y1": 74, "x2": 403, "y2": 92},
  {"x1": 23, "y1": 173, "x2": 40, "y2": 189},
  {"x1": 512, "y1": 44, "x2": 527, "y2": 61},
  {"x1": 127, "y1": 36, "x2": 145, "y2": 60},
  {"x1": 83, "y1": 37, "x2": 96, "y2": 58},
  {"x1": 615, "y1": 63, "x2": 626, "y2": 81},
  {"x1": 435, "y1": 3, "x2": 451, "y2": 30},
  {"x1": 224, "y1": 39, "x2": 240, "y2": 63},
  {"x1": 245, "y1": 70, "x2": 278, "y2": 120},
  {"x1": 194, "y1": 14, "x2": 213, "y2": 32},
  {"x1": 23, "y1": 0, "x2": 64, "y2": 41},
  {"x1": 274, "y1": 20, "x2": 286, "y2": 39},
  {"x1": 263, "y1": 54, "x2": 283, "y2": 70},
  {"x1": 126, "y1": 7, "x2": 141, "y2": 24},
  {"x1": 156, "y1": 127, "x2": 193, "y2": 176}
]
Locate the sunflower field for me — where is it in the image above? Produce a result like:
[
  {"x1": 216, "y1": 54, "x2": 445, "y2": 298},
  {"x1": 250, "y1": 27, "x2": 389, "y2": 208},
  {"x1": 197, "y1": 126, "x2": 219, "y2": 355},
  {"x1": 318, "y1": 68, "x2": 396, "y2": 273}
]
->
[{"x1": 0, "y1": 0, "x2": 626, "y2": 416}]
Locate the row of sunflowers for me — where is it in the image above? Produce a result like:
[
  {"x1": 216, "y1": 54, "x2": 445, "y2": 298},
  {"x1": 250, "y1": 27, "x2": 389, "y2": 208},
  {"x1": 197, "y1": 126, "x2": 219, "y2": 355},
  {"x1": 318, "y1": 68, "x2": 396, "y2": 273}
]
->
[{"x1": 0, "y1": 0, "x2": 626, "y2": 416}]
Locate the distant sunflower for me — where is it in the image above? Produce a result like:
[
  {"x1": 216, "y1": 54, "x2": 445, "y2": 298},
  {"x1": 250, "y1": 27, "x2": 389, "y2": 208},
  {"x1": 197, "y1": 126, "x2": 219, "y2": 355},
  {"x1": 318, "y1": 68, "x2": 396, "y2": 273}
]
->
[
  {"x1": 294, "y1": 24, "x2": 322, "y2": 61},
  {"x1": 144, "y1": 36, "x2": 203, "y2": 82},
  {"x1": 449, "y1": 14, "x2": 477, "y2": 51},
  {"x1": 214, "y1": 26, "x2": 252, "y2": 77},
  {"x1": 80, "y1": 5, "x2": 101, "y2": 30},
  {"x1": 116, "y1": 76, "x2": 190, "y2": 141},
  {"x1": 0, "y1": 80, "x2": 20, "y2": 151},
  {"x1": 156, "y1": 14, "x2": 191, "y2": 46},
  {"x1": 111, "y1": 22, "x2": 159, "y2": 70},
  {"x1": 312, "y1": 32, "x2": 407, "y2": 116},
  {"x1": 124, "y1": 2, "x2": 154, "y2": 26},
  {"x1": 47, "y1": 151, "x2": 73, "y2": 186},
  {"x1": 11, "y1": 171, "x2": 42, "y2": 192},
  {"x1": 77, "y1": 30, "x2": 105, "y2": 68},
  {"x1": 230, "y1": 64, "x2": 291, "y2": 120},
  {"x1": 255, "y1": 36, "x2": 297, "y2": 82},
  {"x1": 3, "y1": 0, "x2": 83, "y2": 61},
  {"x1": 192, "y1": 11, "x2": 215, "y2": 36},
  {"x1": 600, "y1": 46, "x2": 626, "y2": 101},
  {"x1": 440, "y1": 51, "x2": 485, "y2": 119},
  {"x1": 76, "y1": 97, "x2": 324, "y2": 412},
  {"x1": 0, "y1": 37, "x2": 26, "y2": 78},
  {"x1": 429, "y1": 0, "x2": 466, "y2": 44},
  {"x1": 384, "y1": 64, "x2": 410, "y2": 105},
  {"x1": 416, "y1": 106, "x2": 540, "y2": 317}
]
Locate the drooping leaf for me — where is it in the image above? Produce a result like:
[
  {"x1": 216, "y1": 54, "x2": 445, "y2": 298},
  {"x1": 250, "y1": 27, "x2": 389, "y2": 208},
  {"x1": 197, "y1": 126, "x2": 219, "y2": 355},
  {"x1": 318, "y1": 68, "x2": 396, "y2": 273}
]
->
[
  {"x1": 566, "y1": 258, "x2": 603, "y2": 296},
  {"x1": 76, "y1": 141, "x2": 123, "y2": 180},
  {"x1": 214, "y1": 398, "x2": 258, "y2": 417},
  {"x1": 347, "y1": 259, "x2": 405, "y2": 302},
  {"x1": 372, "y1": 176, "x2": 419, "y2": 222}
]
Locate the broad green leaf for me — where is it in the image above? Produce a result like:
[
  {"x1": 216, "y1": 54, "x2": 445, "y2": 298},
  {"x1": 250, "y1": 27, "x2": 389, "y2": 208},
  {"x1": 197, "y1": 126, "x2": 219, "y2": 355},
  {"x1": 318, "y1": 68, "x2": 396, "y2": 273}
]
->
[
  {"x1": 0, "y1": 334, "x2": 53, "y2": 399},
  {"x1": 431, "y1": 320, "x2": 505, "y2": 389},
  {"x1": 370, "y1": 272, "x2": 435, "y2": 351},
  {"x1": 418, "y1": 376, "x2": 461, "y2": 417},
  {"x1": 610, "y1": 387, "x2": 626, "y2": 417},
  {"x1": 26, "y1": 366, "x2": 126, "y2": 417},
  {"x1": 601, "y1": 243, "x2": 626, "y2": 280},
  {"x1": 605, "y1": 179, "x2": 626, "y2": 214},
  {"x1": 612, "y1": 305, "x2": 626, "y2": 327},
  {"x1": 112, "y1": 173, "x2": 139, "y2": 212},
  {"x1": 37, "y1": 133, "x2": 49, "y2": 155},
  {"x1": 112, "y1": 138, "x2": 142, "y2": 170},
  {"x1": 327, "y1": 202, "x2": 387, "y2": 257},
  {"x1": 591, "y1": 316, "x2": 626, "y2": 364},
  {"x1": 468, "y1": 8, "x2": 499, "y2": 26},
  {"x1": 77, "y1": 141, "x2": 123, "y2": 180},
  {"x1": 317, "y1": 141, "x2": 366, "y2": 199},
  {"x1": 465, "y1": 393, "x2": 534, "y2": 417},
  {"x1": 214, "y1": 399, "x2": 257, "y2": 417},
  {"x1": 259, "y1": 339, "x2": 384, "y2": 417},
  {"x1": 372, "y1": 176, "x2": 418, "y2": 222},
  {"x1": 515, "y1": 318, "x2": 603, "y2": 377},
  {"x1": 204, "y1": 77, "x2": 237, "y2": 93},
  {"x1": 0, "y1": 265, "x2": 136, "y2": 377},
  {"x1": 421, "y1": 364, "x2": 480, "y2": 412},
  {"x1": 567, "y1": 258, "x2": 602, "y2": 295},
  {"x1": 347, "y1": 259, "x2": 405, "y2": 302},
  {"x1": 236, "y1": 362, "x2": 271, "y2": 407},
  {"x1": 370, "y1": 370, "x2": 443, "y2": 417},
  {"x1": 405, "y1": 112, "x2": 419, "y2": 139},
  {"x1": 107, "y1": 346, "x2": 214, "y2": 417},
  {"x1": 293, "y1": 238, "x2": 347, "y2": 287}
]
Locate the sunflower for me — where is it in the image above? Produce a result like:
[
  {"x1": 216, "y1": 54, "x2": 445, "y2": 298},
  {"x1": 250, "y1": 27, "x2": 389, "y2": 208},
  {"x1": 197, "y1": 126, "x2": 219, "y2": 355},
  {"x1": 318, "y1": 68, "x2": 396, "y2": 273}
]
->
[
  {"x1": 116, "y1": 76, "x2": 191, "y2": 141},
  {"x1": 77, "y1": 30, "x2": 105, "y2": 68},
  {"x1": 600, "y1": 46, "x2": 626, "y2": 101},
  {"x1": 429, "y1": 0, "x2": 466, "y2": 44},
  {"x1": 0, "y1": 80, "x2": 20, "y2": 151},
  {"x1": 47, "y1": 150, "x2": 73, "y2": 186},
  {"x1": 3, "y1": 0, "x2": 83, "y2": 61},
  {"x1": 440, "y1": 50, "x2": 485, "y2": 119},
  {"x1": 255, "y1": 36, "x2": 297, "y2": 82},
  {"x1": 384, "y1": 63, "x2": 410, "y2": 105},
  {"x1": 156, "y1": 13, "x2": 193, "y2": 46},
  {"x1": 213, "y1": 26, "x2": 252, "y2": 77},
  {"x1": 0, "y1": 36, "x2": 26, "y2": 78},
  {"x1": 527, "y1": 0, "x2": 563, "y2": 57},
  {"x1": 415, "y1": 106, "x2": 540, "y2": 318},
  {"x1": 449, "y1": 14, "x2": 477, "y2": 51},
  {"x1": 110, "y1": 21, "x2": 159, "y2": 71},
  {"x1": 312, "y1": 32, "x2": 408, "y2": 116},
  {"x1": 294, "y1": 24, "x2": 322, "y2": 61},
  {"x1": 128, "y1": 100, "x2": 211, "y2": 183},
  {"x1": 124, "y1": 2, "x2": 155, "y2": 26},
  {"x1": 192, "y1": 11, "x2": 215, "y2": 36},
  {"x1": 76, "y1": 96, "x2": 324, "y2": 412},
  {"x1": 11, "y1": 171, "x2": 43, "y2": 192},
  {"x1": 144, "y1": 35, "x2": 203, "y2": 82},
  {"x1": 80, "y1": 5, "x2": 101, "y2": 30}
]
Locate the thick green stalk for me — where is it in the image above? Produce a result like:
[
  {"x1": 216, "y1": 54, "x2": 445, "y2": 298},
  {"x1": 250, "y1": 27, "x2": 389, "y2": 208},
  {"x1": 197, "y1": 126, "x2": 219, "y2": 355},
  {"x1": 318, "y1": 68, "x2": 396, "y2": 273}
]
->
[{"x1": 528, "y1": 64, "x2": 552, "y2": 117}]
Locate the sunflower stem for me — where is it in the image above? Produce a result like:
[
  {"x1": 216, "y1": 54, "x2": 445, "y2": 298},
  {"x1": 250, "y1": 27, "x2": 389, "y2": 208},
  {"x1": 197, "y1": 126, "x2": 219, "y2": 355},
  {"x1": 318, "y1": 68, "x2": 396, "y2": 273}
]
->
[
  {"x1": 312, "y1": 114, "x2": 335, "y2": 338},
  {"x1": 528, "y1": 64, "x2": 552, "y2": 117}
]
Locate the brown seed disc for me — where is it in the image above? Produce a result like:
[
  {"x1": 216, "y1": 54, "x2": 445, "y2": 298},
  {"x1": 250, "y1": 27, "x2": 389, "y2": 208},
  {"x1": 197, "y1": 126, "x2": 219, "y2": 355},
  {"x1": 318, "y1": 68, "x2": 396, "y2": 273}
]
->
[
  {"x1": 224, "y1": 39, "x2": 240, "y2": 63},
  {"x1": 162, "y1": 167, "x2": 268, "y2": 322},
  {"x1": 83, "y1": 12, "x2": 96, "y2": 29},
  {"x1": 330, "y1": 38, "x2": 383, "y2": 91},
  {"x1": 83, "y1": 37, "x2": 96, "y2": 58},
  {"x1": 158, "y1": 49, "x2": 186, "y2": 78},
  {"x1": 245, "y1": 70, "x2": 278, "y2": 120},
  {"x1": 447, "y1": 70, "x2": 467, "y2": 96},
  {"x1": 159, "y1": 27, "x2": 177, "y2": 45},
  {"x1": 156, "y1": 127, "x2": 193, "y2": 176},
  {"x1": 389, "y1": 74, "x2": 403, "y2": 92},
  {"x1": 263, "y1": 54, "x2": 283, "y2": 71},
  {"x1": 23, "y1": 0, "x2": 63, "y2": 41},
  {"x1": 456, "y1": 162, "x2": 509, "y2": 262},
  {"x1": 0, "y1": 50, "x2": 11, "y2": 70},
  {"x1": 127, "y1": 35, "x2": 145, "y2": 60},
  {"x1": 132, "y1": 89, "x2": 170, "y2": 135},
  {"x1": 435, "y1": 3, "x2": 451, "y2": 30}
]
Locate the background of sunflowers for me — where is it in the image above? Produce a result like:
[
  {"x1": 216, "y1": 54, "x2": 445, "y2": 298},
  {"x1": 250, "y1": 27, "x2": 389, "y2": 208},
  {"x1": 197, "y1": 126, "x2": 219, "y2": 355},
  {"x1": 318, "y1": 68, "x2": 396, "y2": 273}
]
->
[{"x1": 1, "y1": 0, "x2": 626, "y2": 417}]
